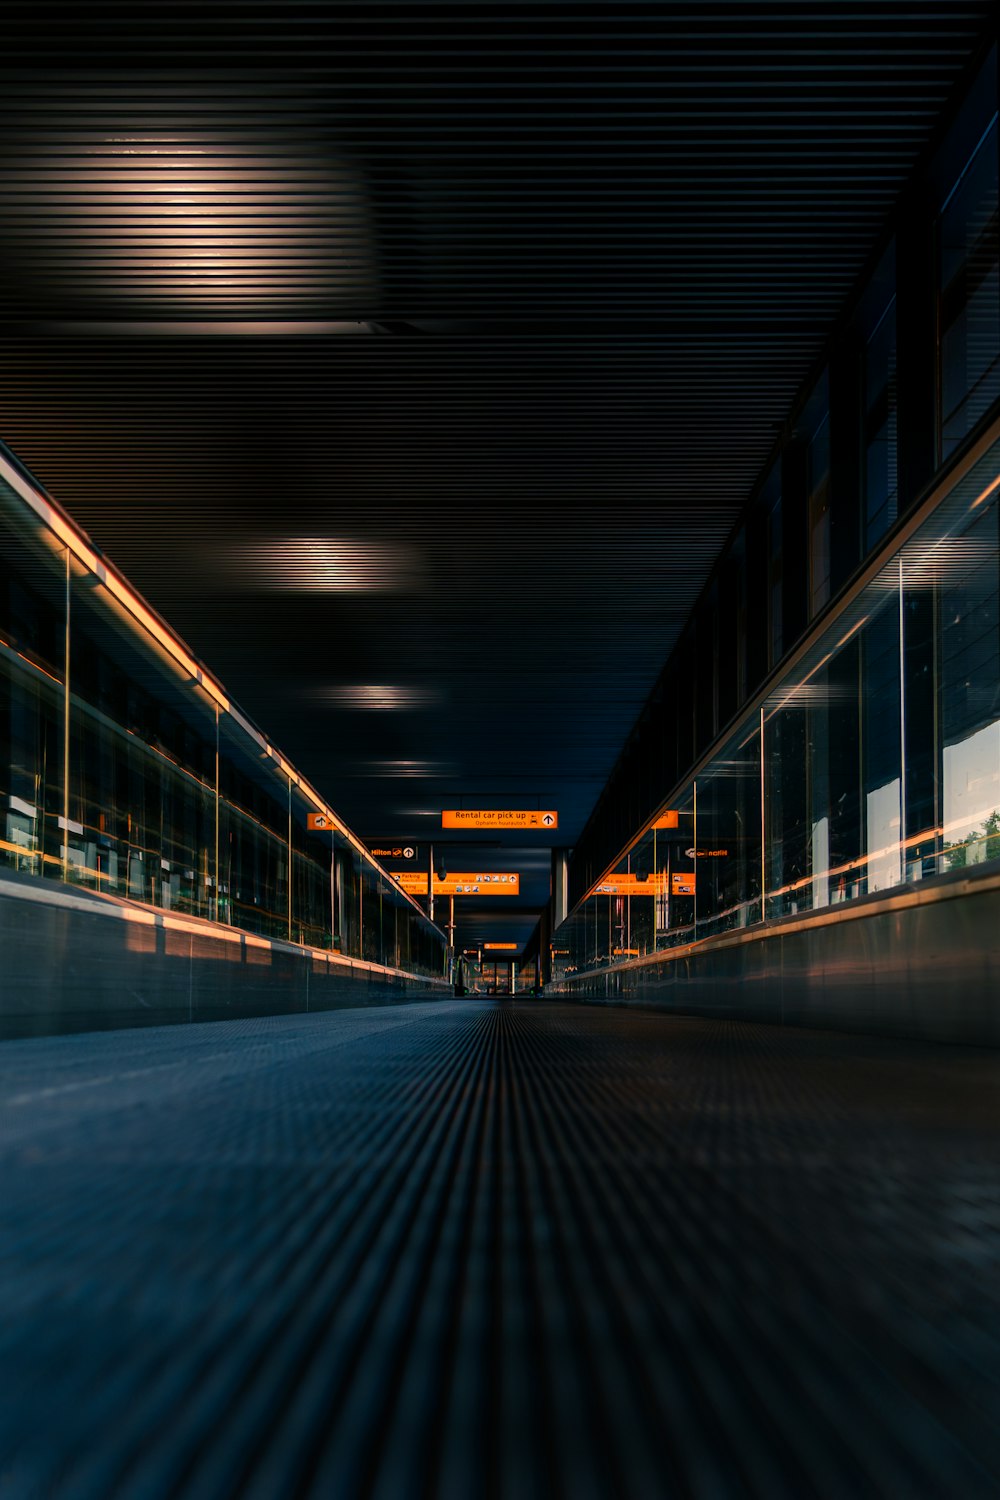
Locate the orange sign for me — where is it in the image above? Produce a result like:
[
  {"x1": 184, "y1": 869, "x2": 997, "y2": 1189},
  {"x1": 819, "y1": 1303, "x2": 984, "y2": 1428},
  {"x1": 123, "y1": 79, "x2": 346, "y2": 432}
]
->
[
  {"x1": 652, "y1": 810, "x2": 679, "y2": 829},
  {"x1": 368, "y1": 843, "x2": 420, "y2": 861},
  {"x1": 590, "y1": 874, "x2": 660, "y2": 897},
  {"x1": 484, "y1": 942, "x2": 518, "y2": 951},
  {"x1": 392, "y1": 872, "x2": 520, "y2": 896},
  {"x1": 613, "y1": 947, "x2": 640, "y2": 957},
  {"x1": 442, "y1": 809, "x2": 558, "y2": 830},
  {"x1": 306, "y1": 812, "x2": 333, "y2": 831},
  {"x1": 671, "y1": 872, "x2": 696, "y2": 896}
]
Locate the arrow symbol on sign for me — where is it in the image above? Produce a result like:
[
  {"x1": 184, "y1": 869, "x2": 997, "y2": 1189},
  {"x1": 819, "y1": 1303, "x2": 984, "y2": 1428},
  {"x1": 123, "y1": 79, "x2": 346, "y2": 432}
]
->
[{"x1": 542, "y1": 814, "x2": 555, "y2": 826}]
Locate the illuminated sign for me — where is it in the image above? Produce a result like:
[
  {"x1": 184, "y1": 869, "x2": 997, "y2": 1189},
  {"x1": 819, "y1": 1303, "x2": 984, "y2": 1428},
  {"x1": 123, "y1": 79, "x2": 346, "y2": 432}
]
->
[
  {"x1": 368, "y1": 843, "x2": 420, "y2": 861},
  {"x1": 652, "y1": 811, "x2": 680, "y2": 829},
  {"x1": 685, "y1": 847, "x2": 729, "y2": 859},
  {"x1": 391, "y1": 872, "x2": 520, "y2": 896},
  {"x1": 613, "y1": 947, "x2": 640, "y2": 957},
  {"x1": 589, "y1": 874, "x2": 660, "y2": 897},
  {"x1": 588, "y1": 866, "x2": 708, "y2": 897},
  {"x1": 442, "y1": 809, "x2": 558, "y2": 830},
  {"x1": 484, "y1": 942, "x2": 519, "y2": 951},
  {"x1": 306, "y1": 813, "x2": 333, "y2": 831}
]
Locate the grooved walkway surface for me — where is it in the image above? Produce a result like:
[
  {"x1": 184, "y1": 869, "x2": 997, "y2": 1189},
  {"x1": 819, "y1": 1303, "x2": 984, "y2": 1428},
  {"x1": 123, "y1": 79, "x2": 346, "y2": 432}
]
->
[{"x1": 1, "y1": 1000, "x2": 999, "y2": 1499}]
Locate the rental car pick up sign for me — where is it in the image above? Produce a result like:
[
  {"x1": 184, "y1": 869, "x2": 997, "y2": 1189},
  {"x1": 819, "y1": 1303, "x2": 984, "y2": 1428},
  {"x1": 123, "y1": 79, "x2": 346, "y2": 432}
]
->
[{"x1": 441, "y1": 809, "x2": 558, "y2": 830}]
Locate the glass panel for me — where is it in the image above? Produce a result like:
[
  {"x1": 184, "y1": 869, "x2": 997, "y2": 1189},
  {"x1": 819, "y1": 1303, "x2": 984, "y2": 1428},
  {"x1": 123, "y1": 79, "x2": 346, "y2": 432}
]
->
[
  {"x1": 762, "y1": 464, "x2": 783, "y2": 668},
  {"x1": 0, "y1": 648, "x2": 63, "y2": 880},
  {"x1": 0, "y1": 458, "x2": 446, "y2": 979},
  {"x1": 939, "y1": 117, "x2": 1000, "y2": 457},
  {"x1": 865, "y1": 296, "x2": 898, "y2": 550},
  {"x1": 693, "y1": 723, "x2": 761, "y2": 937},
  {"x1": 554, "y1": 429, "x2": 1000, "y2": 977},
  {"x1": 938, "y1": 498, "x2": 1000, "y2": 870},
  {"x1": 861, "y1": 587, "x2": 903, "y2": 895},
  {"x1": 764, "y1": 689, "x2": 809, "y2": 917},
  {"x1": 805, "y1": 376, "x2": 831, "y2": 618}
]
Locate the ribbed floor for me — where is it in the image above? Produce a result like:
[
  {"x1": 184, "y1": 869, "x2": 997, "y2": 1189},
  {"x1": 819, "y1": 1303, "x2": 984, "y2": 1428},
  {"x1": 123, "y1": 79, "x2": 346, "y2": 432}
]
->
[{"x1": 1, "y1": 1000, "x2": 998, "y2": 1499}]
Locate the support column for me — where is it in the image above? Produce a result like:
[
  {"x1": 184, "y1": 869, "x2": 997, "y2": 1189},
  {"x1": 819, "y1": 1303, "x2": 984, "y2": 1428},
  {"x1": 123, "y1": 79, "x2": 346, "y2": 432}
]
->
[
  {"x1": 539, "y1": 903, "x2": 552, "y2": 987},
  {"x1": 551, "y1": 848, "x2": 570, "y2": 931}
]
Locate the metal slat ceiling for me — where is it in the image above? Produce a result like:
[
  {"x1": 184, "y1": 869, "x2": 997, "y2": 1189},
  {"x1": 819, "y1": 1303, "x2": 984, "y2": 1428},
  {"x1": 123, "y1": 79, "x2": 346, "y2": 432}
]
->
[{"x1": 0, "y1": 2, "x2": 995, "y2": 950}]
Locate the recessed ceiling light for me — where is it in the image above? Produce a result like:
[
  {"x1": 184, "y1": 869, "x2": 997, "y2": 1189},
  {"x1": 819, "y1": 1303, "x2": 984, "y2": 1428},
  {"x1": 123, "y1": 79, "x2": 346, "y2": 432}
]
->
[
  {"x1": 336, "y1": 761, "x2": 456, "y2": 779},
  {"x1": 1, "y1": 121, "x2": 379, "y2": 316},
  {"x1": 226, "y1": 538, "x2": 425, "y2": 593},
  {"x1": 320, "y1": 685, "x2": 440, "y2": 711}
]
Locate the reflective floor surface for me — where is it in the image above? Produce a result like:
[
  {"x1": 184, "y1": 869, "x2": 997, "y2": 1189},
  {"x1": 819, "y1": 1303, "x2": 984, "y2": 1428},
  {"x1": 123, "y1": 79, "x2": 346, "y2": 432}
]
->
[{"x1": 1, "y1": 1000, "x2": 998, "y2": 1498}]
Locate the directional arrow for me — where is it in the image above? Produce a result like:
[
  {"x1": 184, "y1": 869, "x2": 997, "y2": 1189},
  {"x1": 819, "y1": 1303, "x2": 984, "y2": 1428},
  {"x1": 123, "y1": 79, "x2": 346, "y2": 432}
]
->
[{"x1": 542, "y1": 814, "x2": 555, "y2": 826}]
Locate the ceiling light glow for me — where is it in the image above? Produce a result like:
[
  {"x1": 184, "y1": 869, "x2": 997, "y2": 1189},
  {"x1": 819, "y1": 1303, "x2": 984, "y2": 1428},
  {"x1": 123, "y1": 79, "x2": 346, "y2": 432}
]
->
[
  {"x1": 321, "y1": 685, "x2": 440, "y2": 711},
  {"x1": 231, "y1": 539, "x2": 425, "y2": 594},
  {"x1": 2, "y1": 121, "x2": 378, "y2": 318}
]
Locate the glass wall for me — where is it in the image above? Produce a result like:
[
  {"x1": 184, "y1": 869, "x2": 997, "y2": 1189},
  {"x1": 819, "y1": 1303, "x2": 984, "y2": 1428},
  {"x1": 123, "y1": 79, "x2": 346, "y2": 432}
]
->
[
  {"x1": 763, "y1": 463, "x2": 783, "y2": 669},
  {"x1": 556, "y1": 43, "x2": 1000, "y2": 903},
  {"x1": 555, "y1": 427, "x2": 1000, "y2": 974},
  {"x1": 936, "y1": 46, "x2": 999, "y2": 460},
  {"x1": 805, "y1": 374, "x2": 832, "y2": 618},
  {"x1": 0, "y1": 463, "x2": 447, "y2": 980},
  {"x1": 864, "y1": 288, "x2": 898, "y2": 550}
]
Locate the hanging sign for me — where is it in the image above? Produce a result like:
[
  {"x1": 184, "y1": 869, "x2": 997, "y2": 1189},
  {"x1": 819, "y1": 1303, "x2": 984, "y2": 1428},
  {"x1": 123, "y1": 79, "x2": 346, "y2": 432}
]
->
[
  {"x1": 392, "y1": 872, "x2": 520, "y2": 896},
  {"x1": 484, "y1": 942, "x2": 519, "y2": 951},
  {"x1": 589, "y1": 873, "x2": 660, "y2": 897},
  {"x1": 671, "y1": 872, "x2": 696, "y2": 896},
  {"x1": 306, "y1": 812, "x2": 334, "y2": 831},
  {"x1": 442, "y1": 809, "x2": 558, "y2": 830},
  {"x1": 368, "y1": 843, "x2": 421, "y2": 862}
]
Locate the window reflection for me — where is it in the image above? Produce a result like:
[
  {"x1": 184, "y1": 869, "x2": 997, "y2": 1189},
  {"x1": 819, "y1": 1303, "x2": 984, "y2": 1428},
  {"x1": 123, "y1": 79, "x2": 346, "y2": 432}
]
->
[
  {"x1": 557, "y1": 431, "x2": 1000, "y2": 976},
  {"x1": 865, "y1": 294, "x2": 898, "y2": 550},
  {"x1": 937, "y1": 49, "x2": 1000, "y2": 459},
  {"x1": 805, "y1": 375, "x2": 831, "y2": 619},
  {"x1": 762, "y1": 465, "x2": 783, "y2": 669},
  {"x1": 0, "y1": 473, "x2": 445, "y2": 981},
  {"x1": 939, "y1": 500, "x2": 1000, "y2": 869}
]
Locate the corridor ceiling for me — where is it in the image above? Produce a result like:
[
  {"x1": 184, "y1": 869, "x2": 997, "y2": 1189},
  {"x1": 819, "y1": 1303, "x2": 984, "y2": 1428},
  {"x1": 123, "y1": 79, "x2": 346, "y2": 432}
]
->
[{"x1": 1, "y1": 2, "x2": 995, "y2": 950}]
